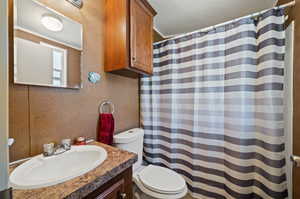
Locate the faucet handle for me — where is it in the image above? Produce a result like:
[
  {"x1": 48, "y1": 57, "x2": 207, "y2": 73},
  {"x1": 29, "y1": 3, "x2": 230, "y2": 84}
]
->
[{"x1": 61, "y1": 139, "x2": 71, "y2": 150}]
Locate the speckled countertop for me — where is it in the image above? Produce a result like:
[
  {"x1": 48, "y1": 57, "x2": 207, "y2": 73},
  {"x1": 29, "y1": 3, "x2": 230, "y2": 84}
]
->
[{"x1": 10, "y1": 142, "x2": 137, "y2": 199}]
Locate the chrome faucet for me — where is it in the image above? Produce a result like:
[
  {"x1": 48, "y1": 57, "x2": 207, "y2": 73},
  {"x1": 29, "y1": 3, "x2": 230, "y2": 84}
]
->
[{"x1": 43, "y1": 139, "x2": 71, "y2": 157}]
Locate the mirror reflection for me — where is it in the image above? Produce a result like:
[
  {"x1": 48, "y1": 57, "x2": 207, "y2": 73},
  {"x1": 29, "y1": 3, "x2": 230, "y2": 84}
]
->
[{"x1": 14, "y1": 0, "x2": 83, "y2": 89}]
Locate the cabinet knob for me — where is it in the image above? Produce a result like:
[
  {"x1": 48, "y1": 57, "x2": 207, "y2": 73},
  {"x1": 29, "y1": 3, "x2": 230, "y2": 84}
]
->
[
  {"x1": 132, "y1": 57, "x2": 136, "y2": 61},
  {"x1": 120, "y1": 193, "x2": 126, "y2": 199}
]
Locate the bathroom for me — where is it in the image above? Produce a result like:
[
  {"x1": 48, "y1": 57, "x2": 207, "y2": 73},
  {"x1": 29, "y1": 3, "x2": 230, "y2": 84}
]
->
[{"x1": 0, "y1": 0, "x2": 299, "y2": 198}]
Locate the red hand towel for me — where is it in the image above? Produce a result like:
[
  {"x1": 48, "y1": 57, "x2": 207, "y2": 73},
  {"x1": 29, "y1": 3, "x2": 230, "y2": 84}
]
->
[{"x1": 98, "y1": 113, "x2": 115, "y2": 145}]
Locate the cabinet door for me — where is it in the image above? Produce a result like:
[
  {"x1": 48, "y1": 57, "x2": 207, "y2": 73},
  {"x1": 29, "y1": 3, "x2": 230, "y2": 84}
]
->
[
  {"x1": 130, "y1": 0, "x2": 154, "y2": 74},
  {"x1": 94, "y1": 179, "x2": 126, "y2": 199}
]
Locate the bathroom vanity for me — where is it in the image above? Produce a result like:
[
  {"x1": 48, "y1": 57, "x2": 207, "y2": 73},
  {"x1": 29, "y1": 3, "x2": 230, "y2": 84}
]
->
[{"x1": 10, "y1": 142, "x2": 137, "y2": 199}]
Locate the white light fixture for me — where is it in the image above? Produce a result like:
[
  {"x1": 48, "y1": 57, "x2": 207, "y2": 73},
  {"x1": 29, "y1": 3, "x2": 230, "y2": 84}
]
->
[{"x1": 41, "y1": 14, "x2": 63, "y2": 32}]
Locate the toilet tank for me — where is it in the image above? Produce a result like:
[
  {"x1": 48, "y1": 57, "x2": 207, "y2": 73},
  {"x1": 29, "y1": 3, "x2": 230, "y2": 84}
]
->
[{"x1": 113, "y1": 128, "x2": 144, "y2": 171}]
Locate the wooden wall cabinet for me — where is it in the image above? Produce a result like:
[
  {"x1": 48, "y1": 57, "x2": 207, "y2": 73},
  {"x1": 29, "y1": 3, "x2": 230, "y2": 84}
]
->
[{"x1": 104, "y1": 0, "x2": 157, "y2": 78}]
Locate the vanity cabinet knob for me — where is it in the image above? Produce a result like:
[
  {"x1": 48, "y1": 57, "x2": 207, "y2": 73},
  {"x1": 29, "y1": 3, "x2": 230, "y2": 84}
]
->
[{"x1": 120, "y1": 193, "x2": 126, "y2": 199}]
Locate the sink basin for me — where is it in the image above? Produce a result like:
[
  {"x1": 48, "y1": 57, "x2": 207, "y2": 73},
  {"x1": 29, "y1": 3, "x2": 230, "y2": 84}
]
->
[{"x1": 10, "y1": 145, "x2": 107, "y2": 189}]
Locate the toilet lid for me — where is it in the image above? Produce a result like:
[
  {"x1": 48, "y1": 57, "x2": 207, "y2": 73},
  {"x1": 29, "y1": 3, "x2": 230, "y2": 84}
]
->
[{"x1": 137, "y1": 165, "x2": 186, "y2": 194}]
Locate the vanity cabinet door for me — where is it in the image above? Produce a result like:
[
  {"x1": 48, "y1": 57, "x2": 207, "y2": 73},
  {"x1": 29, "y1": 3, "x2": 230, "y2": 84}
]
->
[
  {"x1": 95, "y1": 179, "x2": 126, "y2": 199},
  {"x1": 130, "y1": 0, "x2": 154, "y2": 74},
  {"x1": 84, "y1": 167, "x2": 132, "y2": 199}
]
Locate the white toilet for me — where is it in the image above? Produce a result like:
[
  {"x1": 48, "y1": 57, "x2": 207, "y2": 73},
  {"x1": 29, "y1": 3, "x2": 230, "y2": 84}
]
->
[{"x1": 113, "y1": 128, "x2": 188, "y2": 199}]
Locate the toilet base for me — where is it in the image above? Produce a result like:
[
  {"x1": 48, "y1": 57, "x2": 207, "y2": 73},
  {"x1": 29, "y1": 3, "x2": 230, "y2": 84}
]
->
[
  {"x1": 133, "y1": 184, "x2": 155, "y2": 199},
  {"x1": 133, "y1": 183, "x2": 187, "y2": 199}
]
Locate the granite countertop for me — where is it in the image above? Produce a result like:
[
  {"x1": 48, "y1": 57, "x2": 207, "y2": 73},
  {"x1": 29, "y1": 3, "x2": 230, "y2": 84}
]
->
[{"x1": 10, "y1": 142, "x2": 137, "y2": 199}]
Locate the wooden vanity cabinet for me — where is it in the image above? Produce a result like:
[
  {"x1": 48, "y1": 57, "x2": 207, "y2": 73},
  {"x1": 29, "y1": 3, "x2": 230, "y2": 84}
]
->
[
  {"x1": 104, "y1": 0, "x2": 157, "y2": 78},
  {"x1": 84, "y1": 167, "x2": 133, "y2": 199}
]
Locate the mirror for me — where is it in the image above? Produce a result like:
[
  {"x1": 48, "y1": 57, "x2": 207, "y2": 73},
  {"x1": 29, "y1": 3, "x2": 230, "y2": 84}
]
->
[{"x1": 14, "y1": 0, "x2": 83, "y2": 89}]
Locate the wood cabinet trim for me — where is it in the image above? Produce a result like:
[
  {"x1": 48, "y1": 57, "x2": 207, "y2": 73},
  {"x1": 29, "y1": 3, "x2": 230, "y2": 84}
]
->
[{"x1": 139, "y1": 0, "x2": 157, "y2": 16}]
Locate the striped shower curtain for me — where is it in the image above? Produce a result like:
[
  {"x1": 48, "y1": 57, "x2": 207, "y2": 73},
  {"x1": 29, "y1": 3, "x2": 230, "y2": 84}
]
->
[{"x1": 141, "y1": 8, "x2": 287, "y2": 199}]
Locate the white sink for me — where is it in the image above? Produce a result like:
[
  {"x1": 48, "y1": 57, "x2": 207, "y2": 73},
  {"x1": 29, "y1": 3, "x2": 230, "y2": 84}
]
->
[{"x1": 10, "y1": 145, "x2": 107, "y2": 190}]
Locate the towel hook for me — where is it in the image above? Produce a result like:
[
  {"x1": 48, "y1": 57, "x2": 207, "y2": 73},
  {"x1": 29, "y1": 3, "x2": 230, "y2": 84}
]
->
[{"x1": 99, "y1": 100, "x2": 115, "y2": 114}]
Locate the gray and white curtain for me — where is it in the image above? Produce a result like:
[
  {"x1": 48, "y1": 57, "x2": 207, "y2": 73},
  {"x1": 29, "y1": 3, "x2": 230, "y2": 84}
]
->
[{"x1": 141, "y1": 8, "x2": 287, "y2": 199}]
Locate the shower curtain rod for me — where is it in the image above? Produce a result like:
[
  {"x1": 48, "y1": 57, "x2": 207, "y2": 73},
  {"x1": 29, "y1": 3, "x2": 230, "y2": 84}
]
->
[{"x1": 156, "y1": 0, "x2": 295, "y2": 44}]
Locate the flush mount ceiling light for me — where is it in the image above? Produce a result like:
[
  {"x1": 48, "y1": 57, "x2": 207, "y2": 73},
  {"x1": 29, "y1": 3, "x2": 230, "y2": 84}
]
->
[{"x1": 41, "y1": 14, "x2": 63, "y2": 32}]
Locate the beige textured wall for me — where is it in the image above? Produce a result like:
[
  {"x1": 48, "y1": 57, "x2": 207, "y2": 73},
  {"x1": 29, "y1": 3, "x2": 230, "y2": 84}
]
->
[{"x1": 9, "y1": 0, "x2": 140, "y2": 161}]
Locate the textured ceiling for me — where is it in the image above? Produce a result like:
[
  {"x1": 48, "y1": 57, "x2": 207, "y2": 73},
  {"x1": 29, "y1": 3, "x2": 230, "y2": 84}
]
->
[{"x1": 148, "y1": 0, "x2": 277, "y2": 37}]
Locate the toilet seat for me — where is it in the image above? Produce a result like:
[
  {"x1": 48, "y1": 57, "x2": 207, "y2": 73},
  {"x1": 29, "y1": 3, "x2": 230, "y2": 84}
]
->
[
  {"x1": 138, "y1": 165, "x2": 186, "y2": 194},
  {"x1": 133, "y1": 165, "x2": 188, "y2": 199}
]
